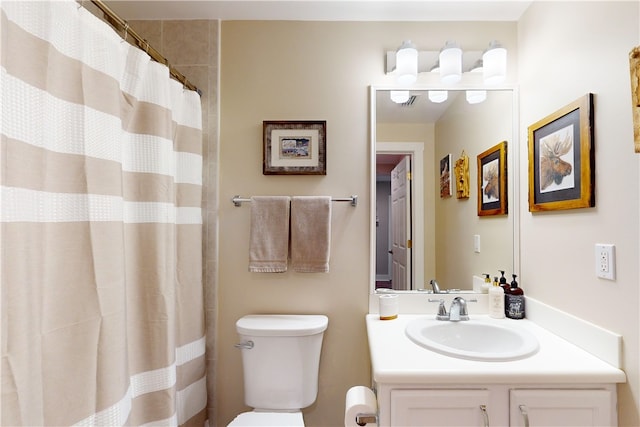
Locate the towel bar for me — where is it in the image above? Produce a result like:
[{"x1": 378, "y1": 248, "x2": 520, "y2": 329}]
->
[{"x1": 232, "y1": 195, "x2": 357, "y2": 207}]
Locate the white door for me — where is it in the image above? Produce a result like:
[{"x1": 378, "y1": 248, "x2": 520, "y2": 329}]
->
[{"x1": 390, "y1": 156, "x2": 411, "y2": 290}]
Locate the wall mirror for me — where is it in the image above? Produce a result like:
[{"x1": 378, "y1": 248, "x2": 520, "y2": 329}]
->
[{"x1": 369, "y1": 86, "x2": 519, "y2": 294}]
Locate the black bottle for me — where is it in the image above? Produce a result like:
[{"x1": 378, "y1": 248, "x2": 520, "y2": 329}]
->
[{"x1": 505, "y1": 274, "x2": 525, "y2": 319}]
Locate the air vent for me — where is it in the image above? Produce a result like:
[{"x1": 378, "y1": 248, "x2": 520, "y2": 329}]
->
[{"x1": 400, "y1": 95, "x2": 418, "y2": 106}]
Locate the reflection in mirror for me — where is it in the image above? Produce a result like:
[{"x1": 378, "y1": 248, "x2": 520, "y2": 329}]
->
[{"x1": 372, "y1": 87, "x2": 517, "y2": 294}]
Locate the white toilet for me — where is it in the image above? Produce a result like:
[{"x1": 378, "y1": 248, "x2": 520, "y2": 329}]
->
[{"x1": 228, "y1": 314, "x2": 329, "y2": 427}]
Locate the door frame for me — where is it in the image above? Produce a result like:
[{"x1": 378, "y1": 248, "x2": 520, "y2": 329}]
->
[{"x1": 377, "y1": 142, "x2": 424, "y2": 290}]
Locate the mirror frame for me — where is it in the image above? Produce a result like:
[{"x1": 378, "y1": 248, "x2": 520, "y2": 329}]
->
[{"x1": 369, "y1": 85, "x2": 521, "y2": 302}]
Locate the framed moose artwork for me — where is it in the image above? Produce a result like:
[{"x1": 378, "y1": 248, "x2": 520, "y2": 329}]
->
[{"x1": 528, "y1": 94, "x2": 595, "y2": 212}]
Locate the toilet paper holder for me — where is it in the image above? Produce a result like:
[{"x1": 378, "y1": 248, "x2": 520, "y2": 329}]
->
[{"x1": 355, "y1": 413, "x2": 377, "y2": 426}]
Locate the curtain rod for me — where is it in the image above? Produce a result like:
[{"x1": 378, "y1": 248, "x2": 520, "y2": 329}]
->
[{"x1": 86, "y1": 0, "x2": 202, "y2": 96}]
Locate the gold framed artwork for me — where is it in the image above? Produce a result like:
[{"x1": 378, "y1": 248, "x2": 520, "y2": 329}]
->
[
  {"x1": 477, "y1": 141, "x2": 508, "y2": 216},
  {"x1": 527, "y1": 94, "x2": 594, "y2": 212},
  {"x1": 263, "y1": 120, "x2": 327, "y2": 175},
  {"x1": 630, "y1": 46, "x2": 640, "y2": 153},
  {"x1": 454, "y1": 150, "x2": 470, "y2": 199}
]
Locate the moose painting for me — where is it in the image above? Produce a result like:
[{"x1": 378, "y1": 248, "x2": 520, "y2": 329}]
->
[
  {"x1": 539, "y1": 125, "x2": 575, "y2": 193},
  {"x1": 528, "y1": 94, "x2": 594, "y2": 211},
  {"x1": 477, "y1": 141, "x2": 508, "y2": 216}
]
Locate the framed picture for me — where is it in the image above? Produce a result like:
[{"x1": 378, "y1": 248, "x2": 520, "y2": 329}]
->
[
  {"x1": 439, "y1": 154, "x2": 452, "y2": 198},
  {"x1": 263, "y1": 120, "x2": 326, "y2": 175},
  {"x1": 629, "y1": 46, "x2": 640, "y2": 153},
  {"x1": 477, "y1": 141, "x2": 508, "y2": 216},
  {"x1": 528, "y1": 94, "x2": 594, "y2": 212}
]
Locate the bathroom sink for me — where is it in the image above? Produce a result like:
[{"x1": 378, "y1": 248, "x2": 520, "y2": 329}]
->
[{"x1": 405, "y1": 318, "x2": 539, "y2": 361}]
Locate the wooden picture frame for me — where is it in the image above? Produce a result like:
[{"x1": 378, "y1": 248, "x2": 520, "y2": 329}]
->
[
  {"x1": 528, "y1": 94, "x2": 594, "y2": 212},
  {"x1": 439, "y1": 153, "x2": 452, "y2": 198},
  {"x1": 477, "y1": 141, "x2": 508, "y2": 216},
  {"x1": 629, "y1": 46, "x2": 640, "y2": 153},
  {"x1": 263, "y1": 120, "x2": 326, "y2": 175}
]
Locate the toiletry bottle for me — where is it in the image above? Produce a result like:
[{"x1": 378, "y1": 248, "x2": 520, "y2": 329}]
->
[
  {"x1": 505, "y1": 274, "x2": 525, "y2": 319},
  {"x1": 488, "y1": 278, "x2": 505, "y2": 319},
  {"x1": 482, "y1": 273, "x2": 491, "y2": 293},
  {"x1": 498, "y1": 270, "x2": 510, "y2": 294}
]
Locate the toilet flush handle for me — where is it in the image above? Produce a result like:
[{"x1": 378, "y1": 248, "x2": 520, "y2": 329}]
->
[{"x1": 234, "y1": 340, "x2": 254, "y2": 350}]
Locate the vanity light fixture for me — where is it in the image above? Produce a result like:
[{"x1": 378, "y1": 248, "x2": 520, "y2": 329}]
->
[
  {"x1": 390, "y1": 90, "x2": 410, "y2": 104},
  {"x1": 428, "y1": 62, "x2": 448, "y2": 103},
  {"x1": 482, "y1": 40, "x2": 507, "y2": 85},
  {"x1": 395, "y1": 40, "x2": 418, "y2": 85},
  {"x1": 385, "y1": 40, "x2": 507, "y2": 86},
  {"x1": 466, "y1": 59, "x2": 487, "y2": 104},
  {"x1": 439, "y1": 41, "x2": 462, "y2": 84}
]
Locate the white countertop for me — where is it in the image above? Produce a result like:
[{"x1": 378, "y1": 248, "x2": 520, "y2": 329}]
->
[{"x1": 366, "y1": 314, "x2": 626, "y2": 385}]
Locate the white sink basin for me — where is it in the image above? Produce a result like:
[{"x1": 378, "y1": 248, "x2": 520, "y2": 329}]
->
[{"x1": 405, "y1": 318, "x2": 539, "y2": 361}]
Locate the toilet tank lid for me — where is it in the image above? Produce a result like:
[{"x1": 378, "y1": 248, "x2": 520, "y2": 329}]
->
[{"x1": 236, "y1": 314, "x2": 329, "y2": 336}]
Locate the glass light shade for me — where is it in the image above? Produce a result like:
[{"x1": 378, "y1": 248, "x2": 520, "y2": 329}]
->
[
  {"x1": 439, "y1": 41, "x2": 462, "y2": 84},
  {"x1": 466, "y1": 60, "x2": 486, "y2": 104},
  {"x1": 428, "y1": 90, "x2": 448, "y2": 103},
  {"x1": 390, "y1": 90, "x2": 410, "y2": 104},
  {"x1": 483, "y1": 41, "x2": 507, "y2": 85},
  {"x1": 396, "y1": 40, "x2": 418, "y2": 85},
  {"x1": 466, "y1": 90, "x2": 487, "y2": 104}
]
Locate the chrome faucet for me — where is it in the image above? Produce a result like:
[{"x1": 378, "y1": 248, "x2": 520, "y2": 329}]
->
[
  {"x1": 429, "y1": 279, "x2": 441, "y2": 294},
  {"x1": 448, "y1": 297, "x2": 469, "y2": 321}
]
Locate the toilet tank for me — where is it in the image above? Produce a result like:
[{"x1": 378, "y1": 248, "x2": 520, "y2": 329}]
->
[{"x1": 236, "y1": 314, "x2": 329, "y2": 411}]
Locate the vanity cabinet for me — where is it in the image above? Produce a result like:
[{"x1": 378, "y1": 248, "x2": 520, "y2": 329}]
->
[
  {"x1": 381, "y1": 385, "x2": 617, "y2": 427},
  {"x1": 509, "y1": 389, "x2": 614, "y2": 427}
]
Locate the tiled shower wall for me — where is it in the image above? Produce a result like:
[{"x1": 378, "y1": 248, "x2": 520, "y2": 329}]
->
[
  {"x1": 85, "y1": 7, "x2": 220, "y2": 419},
  {"x1": 128, "y1": 19, "x2": 220, "y2": 422}
]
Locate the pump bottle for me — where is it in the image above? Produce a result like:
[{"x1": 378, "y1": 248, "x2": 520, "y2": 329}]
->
[
  {"x1": 488, "y1": 277, "x2": 505, "y2": 319},
  {"x1": 505, "y1": 274, "x2": 525, "y2": 319}
]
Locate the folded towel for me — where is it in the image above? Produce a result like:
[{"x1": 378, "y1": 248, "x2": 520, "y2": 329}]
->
[
  {"x1": 249, "y1": 196, "x2": 291, "y2": 273},
  {"x1": 291, "y1": 196, "x2": 331, "y2": 273}
]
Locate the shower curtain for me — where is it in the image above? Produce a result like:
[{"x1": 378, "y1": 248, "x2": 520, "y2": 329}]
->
[{"x1": 1, "y1": 1, "x2": 206, "y2": 425}]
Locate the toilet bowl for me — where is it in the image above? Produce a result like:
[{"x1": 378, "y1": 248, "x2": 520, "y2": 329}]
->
[{"x1": 228, "y1": 314, "x2": 329, "y2": 427}]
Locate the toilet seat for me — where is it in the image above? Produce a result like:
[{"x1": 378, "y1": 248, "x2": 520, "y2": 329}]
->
[{"x1": 228, "y1": 411, "x2": 304, "y2": 426}]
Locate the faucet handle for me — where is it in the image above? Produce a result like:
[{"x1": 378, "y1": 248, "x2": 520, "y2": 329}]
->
[{"x1": 428, "y1": 299, "x2": 449, "y2": 321}]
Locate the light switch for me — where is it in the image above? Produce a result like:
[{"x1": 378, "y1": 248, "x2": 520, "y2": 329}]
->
[{"x1": 474, "y1": 234, "x2": 481, "y2": 253}]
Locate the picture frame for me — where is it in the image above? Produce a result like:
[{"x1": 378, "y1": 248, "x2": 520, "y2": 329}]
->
[
  {"x1": 439, "y1": 153, "x2": 452, "y2": 198},
  {"x1": 527, "y1": 94, "x2": 594, "y2": 212},
  {"x1": 477, "y1": 141, "x2": 508, "y2": 216},
  {"x1": 263, "y1": 120, "x2": 326, "y2": 175},
  {"x1": 629, "y1": 46, "x2": 640, "y2": 153}
]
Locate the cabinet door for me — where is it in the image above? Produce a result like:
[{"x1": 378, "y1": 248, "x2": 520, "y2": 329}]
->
[
  {"x1": 510, "y1": 389, "x2": 614, "y2": 427},
  {"x1": 391, "y1": 389, "x2": 490, "y2": 427}
]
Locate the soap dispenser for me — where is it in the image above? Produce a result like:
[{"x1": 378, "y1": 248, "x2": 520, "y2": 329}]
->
[
  {"x1": 505, "y1": 274, "x2": 525, "y2": 319},
  {"x1": 482, "y1": 274, "x2": 491, "y2": 293},
  {"x1": 498, "y1": 270, "x2": 509, "y2": 294},
  {"x1": 488, "y1": 277, "x2": 505, "y2": 319}
]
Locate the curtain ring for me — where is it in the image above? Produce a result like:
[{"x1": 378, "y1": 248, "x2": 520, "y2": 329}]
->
[
  {"x1": 123, "y1": 22, "x2": 129, "y2": 42},
  {"x1": 145, "y1": 40, "x2": 150, "y2": 54}
]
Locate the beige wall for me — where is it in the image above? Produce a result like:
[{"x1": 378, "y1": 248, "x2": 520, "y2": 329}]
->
[
  {"x1": 518, "y1": 2, "x2": 640, "y2": 425},
  {"x1": 435, "y1": 91, "x2": 514, "y2": 288}
]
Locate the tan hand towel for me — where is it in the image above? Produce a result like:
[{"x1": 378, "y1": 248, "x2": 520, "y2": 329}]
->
[
  {"x1": 249, "y1": 196, "x2": 291, "y2": 272},
  {"x1": 291, "y1": 196, "x2": 331, "y2": 273}
]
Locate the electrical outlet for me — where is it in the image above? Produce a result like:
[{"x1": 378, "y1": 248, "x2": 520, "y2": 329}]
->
[{"x1": 595, "y1": 244, "x2": 616, "y2": 280}]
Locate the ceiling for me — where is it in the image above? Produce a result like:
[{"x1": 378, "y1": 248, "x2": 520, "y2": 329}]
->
[{"x1": 105, "y1": 1, "x2": 532, "y2": 22}]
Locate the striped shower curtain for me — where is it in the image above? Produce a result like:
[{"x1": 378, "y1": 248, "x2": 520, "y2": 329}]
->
[{"x1": 1, "y1": 1, "x2": 206, "y2": 425}]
